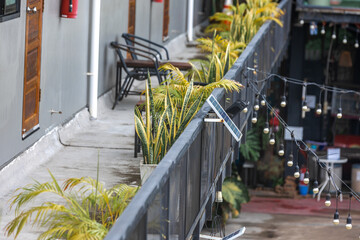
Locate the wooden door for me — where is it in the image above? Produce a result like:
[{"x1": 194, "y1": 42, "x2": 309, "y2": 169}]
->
[
  {"x1": 22, "y1": 0, "x2": 43, "y2": 138},
  {"x1": 127, "y1": 0, "x2": 136, "y2": 59},
  {"x1": 162, "y1": 0, "x2": 169, "y2": 41}
]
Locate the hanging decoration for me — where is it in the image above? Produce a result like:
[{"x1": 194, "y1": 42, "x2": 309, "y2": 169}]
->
[{"x1": 243, "y1": 66, "x2": 360, "y2": 236}]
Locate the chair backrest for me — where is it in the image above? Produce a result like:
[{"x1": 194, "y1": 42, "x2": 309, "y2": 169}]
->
[
  {"x1": 110, "y1": 42, "x2": 131, "y2": 75},
  {"x1": 122, "y1": 33, "x2": 170, "y2": 60}
]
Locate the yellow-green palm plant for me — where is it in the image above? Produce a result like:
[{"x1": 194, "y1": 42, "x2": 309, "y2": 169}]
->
[
  {"x1": 152, "y1": 63, "x2": 242, "y2": 111},
  {"x1": 5, "y1": 171, "x2": 138, "y2": 240},
  {"x1": 135, "y1": 76, "x2": 168, "y2": 164},
  {"x1": 196, "y1": 35, "x2": 245, "y2": 65},
  {"x1": 202, "y1": 0, "x2": 283, "y2": 59},
  {"x1": 135, "y1": 76, "x2": 207, "y2": 164}
]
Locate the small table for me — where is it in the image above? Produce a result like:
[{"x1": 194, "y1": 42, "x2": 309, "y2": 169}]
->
[{"x1": 316, "y1": 157, "x2": 348, "y2": 201}]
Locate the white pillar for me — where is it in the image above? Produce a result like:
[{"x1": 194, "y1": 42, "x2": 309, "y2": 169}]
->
[
  {"x1": 187, "y1": 0, "x2": 194, "y2": 42},
  {"x1": 89, "y1": 0, "x2": 101, "y2": 119}
]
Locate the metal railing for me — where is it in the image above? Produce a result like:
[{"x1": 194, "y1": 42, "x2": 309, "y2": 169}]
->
[{"x1": 105, "y1": 0, "x2": 292, "y2": 239}]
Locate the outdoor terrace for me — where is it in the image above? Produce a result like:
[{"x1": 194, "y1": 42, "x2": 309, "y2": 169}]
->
[{"x1": 0, "y1": 0, "x2": 293, "y2": 238}]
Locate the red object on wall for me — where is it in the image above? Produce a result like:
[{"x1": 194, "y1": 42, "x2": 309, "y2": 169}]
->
[
  {"x1": 61, "y1": 0, "x2": 78, "y2": 19},
  {"x1": 153, "y1": 0, "x2": 163, "y2": 2}
]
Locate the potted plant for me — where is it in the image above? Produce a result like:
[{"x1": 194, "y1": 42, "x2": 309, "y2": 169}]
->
[{"x1": 5, "y1": 170, "x2": 138, "y2": 239}]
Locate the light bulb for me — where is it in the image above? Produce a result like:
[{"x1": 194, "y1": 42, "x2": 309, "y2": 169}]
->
[
  {"x1": 263, "y1": 122, "x2": 270, "y2": 134},
  {"x1": 278, "y1": 143, "x2": 285, "y2": 156},
  {"x1": 325, "y1": 194, "x2": 331, "y2": 207},
  {"x1": 316, "y1": 103, "x2": 322, "y2": 115},
  {"x1": 269, "y1": 133, "x2": 275, "y2": 145},
  {"x1": 300, "y1": 19, "x2": 304, "y2": 25},
  {"x1": 346, "y1": 215, "x2": 352, "y2": 230},
  {"x1": 302, "y1": 101, "x2": 308, "y2": 111},
  {"x1": 343, "y1": 35, "x2": 348, "y2": 44},
  {"x1": 261, "y1": 99, "x2": 266, "y2": 106},
  {"x1": 294, "y1": 165, "x2": 300, "y2": 178},
  {"x1": 287, "y1": 154, "x2": 294, "y2": 167},
  {"x1": 321, "y1": 25, "x2": 326, "y2": 35},
  {"x1": 280, "y1": 95, "x2": 287, "y2": 107},
  {"x1": 313, "y1": 180, "x2": 319, "y2": 194},
  {"x1": 215, "y1": 191, "x2": 223, "y2": 203},
  {"x1": 333, "y1": 211, "x2": 340, "y2": 225},
  {"x1": 252, "y1": 111, "x2": 258, "y2": 124},
  {"x1": 304, "y1": 171, "x2": 310, "y2": 185},
  {"x1": 332, "y1": 30, "x2": 337, "y2": 39},
  {"x1": 254, "y1": 98, "x2": 260, "y2": 111},
  {"x1": 337, "y1": 108, "x2": 342, "y2": 119},
  {"x1": 243, "y1": 107, "x2": 248, "y2": 113},
  {"x1": 355, "y1": 40, "x2": 359, "y2": 48}
]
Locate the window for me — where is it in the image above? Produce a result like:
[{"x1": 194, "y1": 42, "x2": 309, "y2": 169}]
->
[{"x1": 0, "y1": 0, "x2": 20, "y2": 22}]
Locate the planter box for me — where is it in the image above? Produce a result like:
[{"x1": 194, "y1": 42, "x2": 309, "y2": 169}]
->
[{"x1": 139, "y1": 159, "x2": 157, "y2": 185}]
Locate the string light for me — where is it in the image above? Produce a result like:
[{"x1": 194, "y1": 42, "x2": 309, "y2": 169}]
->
[
  {"x1": 287, "y1": 153, "x2": 294, "y2": 167},
  {"x1": 287, "y1": 139, "x2": 294, "y2": 167},
  {"x1": 355, "y1": 29, "x2": 359, "y2": 48},
  {"x1": 280, "y1": 80, "x2": 287, "y2": 107},
  {"x1": 294, "y1": 165, "x2": 300, "y2": 178},
  {"x1": 346, "y1": 194, "x2": 353, "y2": 230},
  {"x1": 269, "y1": 132, "x2": 275, "y2": 145},
  {"x1": 337, "y1": 93, "x2": 343, "y2": 119},
  {"x1": 304, "y1": 170, "x2": 310, "y2": 185},
  {"x1": 343, "y1": 30, "x2": 348, "y2": 44},
  {"x1": 278, "y1": 143, "x2": 285, "y2": 156},
  {"x1": 332, "y1": 25, "x2": 337, "y2": 39},
  {"x1": 245, "y1": 68, "x2": 360, "y2": 233},
  {"x1": 243, "y1": 107, "x2": 248, "y2": 113},
  {"x1": 263, "y1": 102, "x2": 270, "y2": 134},
  {"x1": 313, "y1": 180, "x2": 319, "y2": 194},
  {"x1": 313, "y1": 158, "x2": 319, "y2": 194},
  {"x1": 300, "y1": 19, "x2": 304, "y2": 25},
  {"x1": 254, "y1": 96, "x2": 260, "y2": 111},
  {"x1": 302, "y1": 101, "x2": 308, "y2": 111},
  {"x1": 333, "y1": 191, "x2": 340, "y2": 225},
  {"x1": 316, "y1": 88, "x2": 324, "y2": 116},
  {"x1": 325, "y1": 193, "x2": 331, "y2": 207},
  {"x1": 261, "y1": 95, "x2": 266, "y2": 106},
  {"x1": 252, "y1": 111, "x2": 258, "y2": 123},
  {"x1": 321, "y1": 22, "x2": 326, "y2": 35}
]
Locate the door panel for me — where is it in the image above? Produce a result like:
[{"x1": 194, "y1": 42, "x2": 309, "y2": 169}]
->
[
  {"x1": 127, "y1": 0, "x2": 136, "y2": 59},
  {"x1": 22, "y1": 0, "x2": 43, "y2": 138},
  {"x1": 162, "y1": 0, "x2": 169, "y2": 41}
]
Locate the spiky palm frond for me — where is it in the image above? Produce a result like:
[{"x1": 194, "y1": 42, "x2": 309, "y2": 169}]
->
[{"x1": 5, "y1": 171, "x2": 138, "y2": 240}]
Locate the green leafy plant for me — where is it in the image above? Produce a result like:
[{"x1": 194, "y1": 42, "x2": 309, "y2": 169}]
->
[
  {"x1": 198, "y1": 0, "x2": 284, "y2": 64},
  {"x1": 153, "y1": 63, "x2": 242, "y2": 110},
  {"x1": 239, "y1": 128, "x2": 261, "y2": 162},
  {"x1": 219, "y1": 175, "x2": 250, "y2": 222},
  {"x1": 5, "y1": 170, "x2": 138, "y2": 239},
  {"x1": 135, "y1": 76, "x2": 206, "y2": 164}
]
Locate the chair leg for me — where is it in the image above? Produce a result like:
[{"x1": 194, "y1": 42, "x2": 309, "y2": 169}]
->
[
  {"x1": 121, "y1": 76, "x2": 133, "y2": 99},
  {"x1": 119, "y1": 76, "x2": 131, "y2": 101},
  {"x1": 112, "y1": 64, "x2": 122, "y2": 110}
]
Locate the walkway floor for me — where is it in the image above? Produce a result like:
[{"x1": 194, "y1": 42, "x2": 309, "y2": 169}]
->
[
  {"x1": 202, "y1": 195, "x2": 360, "y2": 239},
  {"x1": 0, "y1": 35, "x2": 202, "y2": 239}
]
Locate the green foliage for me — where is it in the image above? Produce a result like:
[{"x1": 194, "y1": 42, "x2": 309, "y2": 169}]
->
[
  {"x1": 5, "y1": 171, "x2": 138, "y2": 240},
  {"x1": 239, "y1": 128, "x2": 261, "y2": 162},
  {"x1": 135, "y1": 75, "x2": 207, "y2": 164},
  {"x1": 153, "y1": 63, "x2": 242, "y2": 110},
  {"x1": 198, "y1": 0, "x2": 284, "y2": 64},
  {"x1": 221, "y1": 176, "x2": 250, "y2": 218}
]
